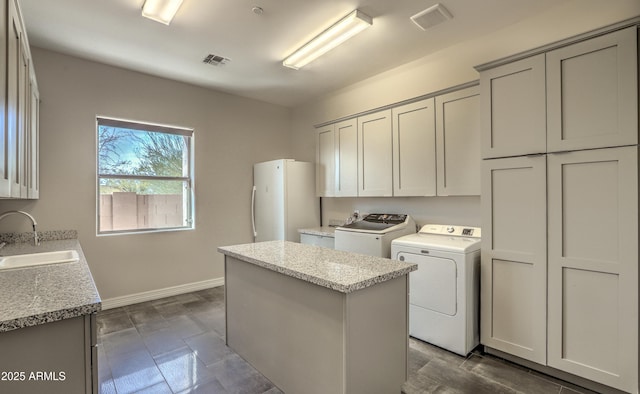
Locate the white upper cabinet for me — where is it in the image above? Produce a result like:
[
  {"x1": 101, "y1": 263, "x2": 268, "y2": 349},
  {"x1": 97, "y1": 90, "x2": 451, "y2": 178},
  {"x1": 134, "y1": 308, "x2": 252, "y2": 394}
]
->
[
  {"x1": 0, "y1": 0, "x2": 9, "y2": 196},
  {"x1": 316, "y1": 125, "x2": 335, "y2": 197},
  {"x1": 546, "y1": 27, "x2": 637, "y2": 152},
  {"x1": 6, "y1": 0, "x2": 22, "y2": 198},
  {"x1": 358, "y1": 110, "x2": 393, "y2": 197},
  {"x1": 436, "y1": 86, "x2": 480, "y2": 196},
  {"x1": 334, "y1": 119, "x2": 358, "y2": 197},
  {"x1": 392, "y1": 98, "x2": 436, "y2": 197},
  {"x1": 480, "y1": 54, "x2": 546, "y2": 159},
  {"x1": 315, "y1": 85, "x2": 481, "y2": 198},
  {"x1": 2, "y1": 0, "x2": 39, "y2": 199}
]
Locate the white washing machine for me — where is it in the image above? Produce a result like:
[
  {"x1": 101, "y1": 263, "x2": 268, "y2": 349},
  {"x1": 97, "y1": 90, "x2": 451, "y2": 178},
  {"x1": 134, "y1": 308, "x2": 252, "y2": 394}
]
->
[
  {"x1": 391, "y1": 224, "x2": 481, "y2": 356},
  {"x1": 335, "y1": 214, "x2": 416, "y2": 258}
]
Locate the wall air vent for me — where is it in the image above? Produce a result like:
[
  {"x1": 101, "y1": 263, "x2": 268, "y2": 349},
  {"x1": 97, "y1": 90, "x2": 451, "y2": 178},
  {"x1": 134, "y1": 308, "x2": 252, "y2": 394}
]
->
[
  {"x1": 203, "y1": 54, "x2": 231, "y2": 66},
  {"x1": 410, "y1": 3, "x2": 453, "y2": 31}
]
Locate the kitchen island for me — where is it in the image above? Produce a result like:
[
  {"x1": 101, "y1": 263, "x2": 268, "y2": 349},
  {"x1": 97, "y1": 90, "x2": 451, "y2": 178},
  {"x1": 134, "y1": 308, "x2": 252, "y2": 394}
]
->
[
  {"x1": 0, "y1": 233, "x2": 101, "y2": 394},
  {"x1": 218, "y1": 240, "x2": 417, "y2": 394}
]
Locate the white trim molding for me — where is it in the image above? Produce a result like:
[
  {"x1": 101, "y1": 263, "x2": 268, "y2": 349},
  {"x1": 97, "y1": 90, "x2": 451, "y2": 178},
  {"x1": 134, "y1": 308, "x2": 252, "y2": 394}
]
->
[{"x1": 101, "y1": 277, "x2": 224, "y2": 310}]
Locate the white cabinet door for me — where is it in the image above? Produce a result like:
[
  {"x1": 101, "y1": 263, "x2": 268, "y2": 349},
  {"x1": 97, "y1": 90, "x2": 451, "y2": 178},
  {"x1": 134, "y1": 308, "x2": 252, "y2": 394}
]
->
[
  {"x1": 481, "y1": 155, "x2": 547, "y2": 365},
  {"x1": 546, "y1": 27, "x2": 637, "y2": 152},
  {"x1": 316, "y1": 125, "x2": 335, "y2": 197},
  {"x1": 5, "y1": 0, "x2": 37, "y2": 199},
  {"x1": 480, "y1": 54, "x2": 546, "y2": 159},
  {"x1": 547, "y1": 147, "x2": 638, "y2": 392},
  {"x1": 334, "y1": 119, "x2": 358, "y2": 197},
  {"x1": 436, "y1": 86, "x2": 480, "y2": 196},
  {"x1": 18, "y1": 37, "x2": 29, "y2": 198},
  {"x1": 392, "y1": 98, "x2": 436, "y2": 197},
  {"x1": 358, "y1": 110, "x2": 392, "y2": 197},
  {"x1": 0, "y1": 0, "x2": 9, "y2": 197},
  {"x1": 7, "y1": 0, "x2": 22, "y2": 198}
]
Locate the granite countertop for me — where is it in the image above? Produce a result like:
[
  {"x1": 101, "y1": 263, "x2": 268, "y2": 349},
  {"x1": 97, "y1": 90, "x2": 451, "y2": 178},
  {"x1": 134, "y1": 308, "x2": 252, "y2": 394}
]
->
[
  {"x1": 218, "y1": 240, "x2": 417, "y2": 294},
  {"x1": 298, "y1": 226, "x2": 336, "y2": 237},
  {"x1": 0, "y1": 237, "x2": 101, "y2": 333}
]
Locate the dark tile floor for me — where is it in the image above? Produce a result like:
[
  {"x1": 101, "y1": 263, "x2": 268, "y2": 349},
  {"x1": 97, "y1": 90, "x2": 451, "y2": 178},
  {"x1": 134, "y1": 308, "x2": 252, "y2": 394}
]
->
[{"x1": 97, "y1": 287, "x2": 596, "y2": 394}]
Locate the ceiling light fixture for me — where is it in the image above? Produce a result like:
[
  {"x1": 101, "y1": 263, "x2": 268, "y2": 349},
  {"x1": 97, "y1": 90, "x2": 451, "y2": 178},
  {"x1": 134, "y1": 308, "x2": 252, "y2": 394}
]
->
[
  {"x1": 283, "y1": 9, "x2": 372, "y2": 70},
  {"x1": 142, "y1": 0, "x2": 184, "y2": 25}
]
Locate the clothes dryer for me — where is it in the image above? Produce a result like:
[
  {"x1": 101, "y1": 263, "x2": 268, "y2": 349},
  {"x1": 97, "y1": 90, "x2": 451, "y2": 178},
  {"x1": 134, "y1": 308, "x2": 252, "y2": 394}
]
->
[{"x1": 391, "y1": 224, "x2": 481, "y2": 355}]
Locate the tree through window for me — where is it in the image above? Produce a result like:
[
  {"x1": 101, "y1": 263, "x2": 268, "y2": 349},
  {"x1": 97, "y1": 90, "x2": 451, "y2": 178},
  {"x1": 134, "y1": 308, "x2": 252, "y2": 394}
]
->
[{"x1": 97, "y1": 117, "x2": 194, "y2": 234}]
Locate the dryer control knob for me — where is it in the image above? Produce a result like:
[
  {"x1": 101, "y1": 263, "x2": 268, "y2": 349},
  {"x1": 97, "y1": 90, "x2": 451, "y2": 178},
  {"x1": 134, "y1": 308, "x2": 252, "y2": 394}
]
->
[
  {"x1": 446, "y1": 226, "x2": 455, "y2": 233},
  {"x1": 399, "y1": 256, "x2": 405, "y2": 261}
]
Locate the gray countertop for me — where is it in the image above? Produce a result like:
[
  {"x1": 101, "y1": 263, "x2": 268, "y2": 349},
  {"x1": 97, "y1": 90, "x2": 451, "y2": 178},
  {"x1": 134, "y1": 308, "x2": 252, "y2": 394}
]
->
[
  {"x1": 0, "y1": 238, "x2": 101, "y2": 333},
  {"x1": 218, "y1": 240, "x2": 417, "y2": 293},
  {"x1": 298, "y1": 226, "x2": 336, "y2": 237}
]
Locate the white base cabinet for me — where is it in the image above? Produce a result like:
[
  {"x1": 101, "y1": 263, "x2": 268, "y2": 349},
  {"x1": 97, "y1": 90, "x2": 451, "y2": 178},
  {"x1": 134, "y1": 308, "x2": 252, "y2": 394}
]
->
[
  {"x1": 0, "y1": 315, "x2": 98, "y2": 393},
  {"x1": 300, "y1": 233, "x2": 334, "y2": 249}
]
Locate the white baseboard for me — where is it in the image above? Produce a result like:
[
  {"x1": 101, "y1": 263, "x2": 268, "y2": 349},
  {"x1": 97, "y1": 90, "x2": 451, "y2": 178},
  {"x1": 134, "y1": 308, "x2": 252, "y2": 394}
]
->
[{"x1": 101, "y1": 277, "x2": 225, "y2": 310}]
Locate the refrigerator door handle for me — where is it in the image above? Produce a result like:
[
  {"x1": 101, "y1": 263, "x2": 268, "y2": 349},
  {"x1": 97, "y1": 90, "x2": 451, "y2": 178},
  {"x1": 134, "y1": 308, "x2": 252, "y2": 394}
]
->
[{"x1": 251, "y1": 185, "x2": 257, "y2": 239}]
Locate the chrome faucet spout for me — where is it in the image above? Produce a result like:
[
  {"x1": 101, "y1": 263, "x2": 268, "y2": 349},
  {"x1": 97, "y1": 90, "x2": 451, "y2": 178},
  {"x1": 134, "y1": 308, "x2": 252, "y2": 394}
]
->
[{"x1": 0, "y1": 210, "x2": 40, "y2": 246}]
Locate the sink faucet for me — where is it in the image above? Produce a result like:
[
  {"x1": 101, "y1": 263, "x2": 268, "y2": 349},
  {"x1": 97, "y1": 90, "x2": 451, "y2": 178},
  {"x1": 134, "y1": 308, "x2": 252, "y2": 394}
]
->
[{"x1": 0, "y1": 211, "x2": 40, "y2": 246}]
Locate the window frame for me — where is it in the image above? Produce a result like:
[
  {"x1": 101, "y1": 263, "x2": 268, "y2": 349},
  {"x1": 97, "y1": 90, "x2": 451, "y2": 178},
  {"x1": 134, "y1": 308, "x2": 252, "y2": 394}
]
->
[{"x1": 96, "y1": 116, "x2": 195, "y2": 236}]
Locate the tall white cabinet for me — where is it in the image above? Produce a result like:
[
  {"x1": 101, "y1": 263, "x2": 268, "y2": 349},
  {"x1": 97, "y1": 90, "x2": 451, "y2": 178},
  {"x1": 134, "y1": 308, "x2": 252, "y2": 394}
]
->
[
  {"x1": 479, "y1": 24, "x2": 638, "y2": 393},
  {"x1": 481, "y1": 155, "x2": 547, "y2": 364},
  {"x1": 547, "y1": 147, "x2": 638, "y2": 390}
]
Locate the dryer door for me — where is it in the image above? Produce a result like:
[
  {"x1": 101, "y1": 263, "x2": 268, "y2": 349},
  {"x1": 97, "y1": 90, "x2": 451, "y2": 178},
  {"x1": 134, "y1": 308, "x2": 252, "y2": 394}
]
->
[{"x1": 399, "y1": 252, "x2": 457, "y2": 316}]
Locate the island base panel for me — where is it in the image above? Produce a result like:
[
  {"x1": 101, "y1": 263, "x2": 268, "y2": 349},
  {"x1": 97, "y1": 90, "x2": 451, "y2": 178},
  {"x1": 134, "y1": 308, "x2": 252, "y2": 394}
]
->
[{"x1": 225, "y1": 256, "x2": 408, "y2": 394}]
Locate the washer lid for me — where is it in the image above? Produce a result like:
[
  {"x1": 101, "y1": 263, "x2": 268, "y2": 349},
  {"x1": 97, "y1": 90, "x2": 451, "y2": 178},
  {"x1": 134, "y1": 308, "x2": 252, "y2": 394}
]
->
[
  {"x1": 337, "y1": 214, "x2": 412, "y2": 234},
  {"x1": 392, "y1": 232, "x2": 481, "y2": 253}
]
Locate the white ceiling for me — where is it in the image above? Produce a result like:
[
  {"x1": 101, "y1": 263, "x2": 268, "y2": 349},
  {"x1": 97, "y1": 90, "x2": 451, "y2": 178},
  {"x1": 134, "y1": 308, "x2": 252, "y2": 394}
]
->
[{"x1": 18, "y1": 0, "x2": 565, "y2": 107}]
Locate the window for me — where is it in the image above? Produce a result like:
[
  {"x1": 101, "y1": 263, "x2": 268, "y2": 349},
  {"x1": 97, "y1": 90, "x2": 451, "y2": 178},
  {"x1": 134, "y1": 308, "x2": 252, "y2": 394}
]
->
[{"x1": 97, "y1": 117, "x2": 194, "y2": 234}]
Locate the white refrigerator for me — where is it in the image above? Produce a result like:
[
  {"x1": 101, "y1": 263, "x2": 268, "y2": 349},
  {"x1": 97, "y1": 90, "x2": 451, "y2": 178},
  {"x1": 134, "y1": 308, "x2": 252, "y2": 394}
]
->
[{"x1": 252, "y1": 159, "x2": 320, "y2": 242}]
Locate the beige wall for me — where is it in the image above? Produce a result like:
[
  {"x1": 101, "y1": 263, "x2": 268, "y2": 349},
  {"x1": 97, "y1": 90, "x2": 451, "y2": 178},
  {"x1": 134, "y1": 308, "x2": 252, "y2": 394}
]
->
[
  {"x1": 0, "y1": 48, "x2": 292, "y2": 300},
  {"x1": 291, "y1": 0, "x2": 640, "y2": 226}
]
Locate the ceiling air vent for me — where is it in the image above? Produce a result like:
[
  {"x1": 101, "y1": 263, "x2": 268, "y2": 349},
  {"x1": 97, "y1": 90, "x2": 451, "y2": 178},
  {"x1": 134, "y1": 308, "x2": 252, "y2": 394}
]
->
[
  {"x1": 202, "y1": 54, "x2": 231, "y2": 66},
  {"x1": 410, "y1": 3, "x2": 453, "y2": 31}
]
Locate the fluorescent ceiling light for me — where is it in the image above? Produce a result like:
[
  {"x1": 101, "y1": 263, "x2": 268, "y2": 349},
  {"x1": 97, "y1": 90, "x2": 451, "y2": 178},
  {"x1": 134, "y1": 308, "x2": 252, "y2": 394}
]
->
[
  {"x1": 142, "y1": 0, "x2": 184, "y2": 25},
  {"x1": 283, "y1": 10, "x2": 373, "y2": 70}
]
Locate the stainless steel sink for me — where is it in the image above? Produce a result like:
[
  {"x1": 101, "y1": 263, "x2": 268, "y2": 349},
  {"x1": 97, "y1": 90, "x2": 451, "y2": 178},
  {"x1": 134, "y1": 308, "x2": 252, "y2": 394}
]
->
[{"x1": 0, "y1": 250, "x2": 79, "y2": 270}]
